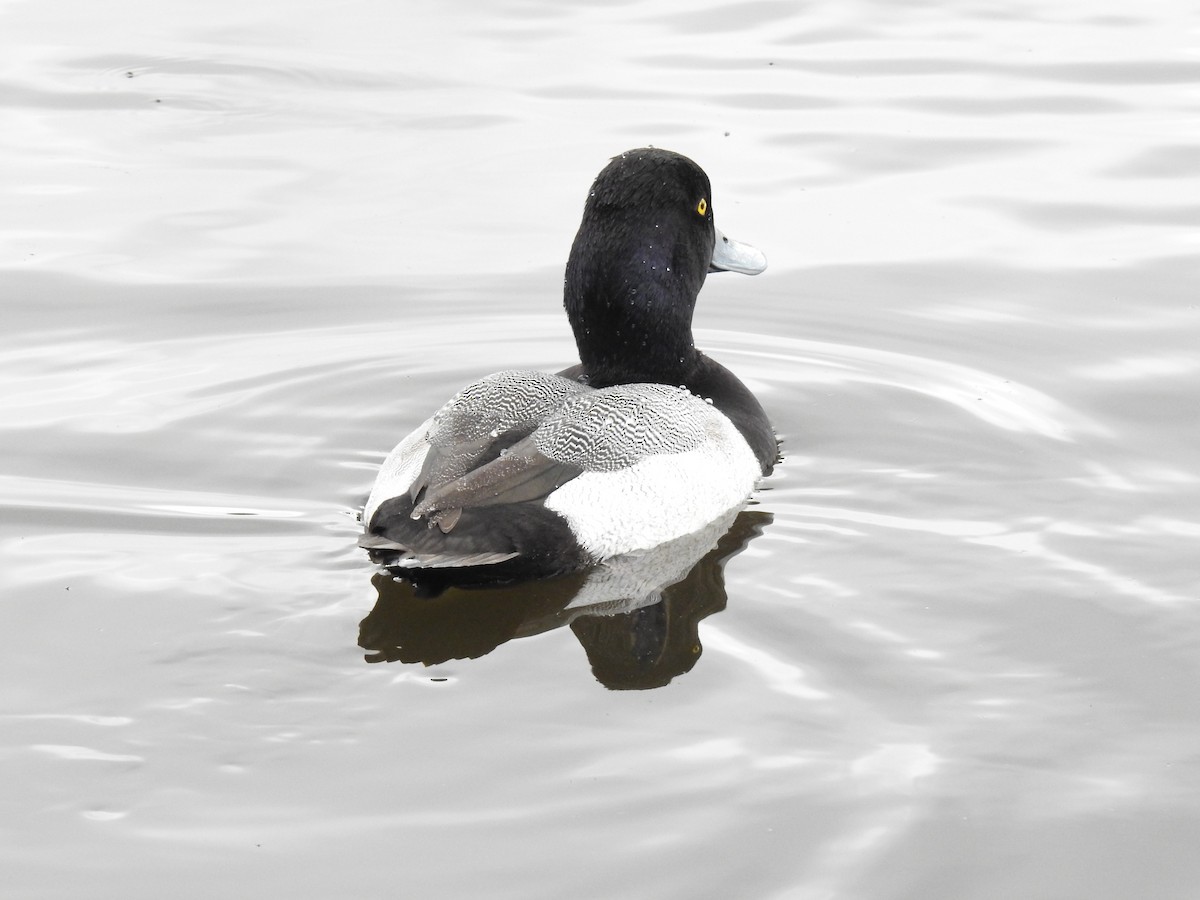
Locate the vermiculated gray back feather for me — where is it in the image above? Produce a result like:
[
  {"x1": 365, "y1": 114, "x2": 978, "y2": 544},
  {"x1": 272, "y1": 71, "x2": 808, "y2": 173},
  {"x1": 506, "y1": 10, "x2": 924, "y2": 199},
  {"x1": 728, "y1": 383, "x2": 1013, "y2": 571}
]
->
[
  {"x1": 428, "y1": 370, "x2": 585, "y2": 448},
  {"x1": 533, "y1": 383, "x2": 708, "y2": 471},
  {"x1": 418, "y1": 370, "x2": 586, "y2": 490}
]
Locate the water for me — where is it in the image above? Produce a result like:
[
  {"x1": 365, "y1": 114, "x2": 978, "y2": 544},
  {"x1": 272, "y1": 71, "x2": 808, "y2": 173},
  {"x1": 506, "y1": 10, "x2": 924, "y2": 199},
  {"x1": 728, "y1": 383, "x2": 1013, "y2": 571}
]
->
[{"x1": 3, "y1": 1, "x2": 1199, "y2": 897}]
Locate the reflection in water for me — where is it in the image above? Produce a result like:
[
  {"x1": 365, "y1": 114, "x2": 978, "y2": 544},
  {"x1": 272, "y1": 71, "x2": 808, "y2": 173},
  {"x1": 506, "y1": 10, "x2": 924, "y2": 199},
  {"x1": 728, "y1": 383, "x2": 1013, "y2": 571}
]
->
[{"x1": 359, "y1": 509, "x2": 772, "y2": 690}]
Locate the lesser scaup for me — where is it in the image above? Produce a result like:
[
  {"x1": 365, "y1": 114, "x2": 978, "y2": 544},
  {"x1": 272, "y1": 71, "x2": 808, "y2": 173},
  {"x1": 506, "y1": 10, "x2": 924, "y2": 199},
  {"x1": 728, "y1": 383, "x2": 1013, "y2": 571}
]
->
[{"x1": 360, "y1": 148, "x2": 775, "y2": 583}]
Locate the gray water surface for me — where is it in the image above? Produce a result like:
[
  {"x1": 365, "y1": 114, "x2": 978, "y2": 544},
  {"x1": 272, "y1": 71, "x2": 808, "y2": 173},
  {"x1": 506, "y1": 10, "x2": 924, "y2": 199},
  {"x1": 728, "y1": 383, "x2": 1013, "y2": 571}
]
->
[{"x1": 3, "y1": 2, "x2": 1199, "y2": 898}]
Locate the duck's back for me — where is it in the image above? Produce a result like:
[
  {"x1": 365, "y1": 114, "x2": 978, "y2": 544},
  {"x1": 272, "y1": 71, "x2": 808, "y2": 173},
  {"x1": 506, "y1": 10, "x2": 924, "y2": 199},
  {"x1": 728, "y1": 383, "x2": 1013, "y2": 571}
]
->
[{"x1": 360, "y1": 372, "x2": 761, "y2": 581}]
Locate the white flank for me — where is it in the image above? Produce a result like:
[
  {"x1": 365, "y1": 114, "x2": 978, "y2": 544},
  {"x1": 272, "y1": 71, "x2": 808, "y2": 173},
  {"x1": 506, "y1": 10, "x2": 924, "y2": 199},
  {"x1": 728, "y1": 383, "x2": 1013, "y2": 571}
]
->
[
  {"x1": 545, "y1": 407, "x2": 761, "y2": 560},
  {"x1": 363, "y1": 416, "x2": 432, "y2": 524}
]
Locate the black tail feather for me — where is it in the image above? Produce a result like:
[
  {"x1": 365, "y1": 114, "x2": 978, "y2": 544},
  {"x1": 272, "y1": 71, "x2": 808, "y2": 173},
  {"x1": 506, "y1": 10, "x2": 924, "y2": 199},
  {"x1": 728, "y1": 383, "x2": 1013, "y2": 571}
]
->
[{"x1": 361, "y1": 494, "x2": 589, "y2": 585}]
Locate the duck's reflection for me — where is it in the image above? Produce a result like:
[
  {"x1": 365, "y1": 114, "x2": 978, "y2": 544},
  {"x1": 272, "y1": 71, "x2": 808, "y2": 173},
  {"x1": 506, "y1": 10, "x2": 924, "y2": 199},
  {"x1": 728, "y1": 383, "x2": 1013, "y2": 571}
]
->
[{"x1": 358, "y1": 509, "x2": 772, "y2": 690}]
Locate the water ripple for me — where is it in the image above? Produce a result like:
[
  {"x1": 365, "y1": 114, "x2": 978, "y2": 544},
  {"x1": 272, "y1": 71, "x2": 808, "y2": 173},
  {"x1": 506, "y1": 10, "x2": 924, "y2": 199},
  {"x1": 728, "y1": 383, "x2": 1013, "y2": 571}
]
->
[{"x1": 705, "y1": 330, "x2": 1098, "y2": 441}]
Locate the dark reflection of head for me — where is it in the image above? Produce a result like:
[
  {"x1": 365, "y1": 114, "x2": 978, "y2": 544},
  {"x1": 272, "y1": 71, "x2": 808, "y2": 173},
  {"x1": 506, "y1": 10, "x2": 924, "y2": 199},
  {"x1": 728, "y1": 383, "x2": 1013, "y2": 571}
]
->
[{"x1": 358, "y1": 509, "x2": 771, "y2": 690}]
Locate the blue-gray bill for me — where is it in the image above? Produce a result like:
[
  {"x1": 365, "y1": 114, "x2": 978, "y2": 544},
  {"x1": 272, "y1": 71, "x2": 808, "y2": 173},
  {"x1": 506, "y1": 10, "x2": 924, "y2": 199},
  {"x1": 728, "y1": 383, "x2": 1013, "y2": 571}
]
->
[{"x1": 710, "y1": 228, "x2": 768, "y2": 275}]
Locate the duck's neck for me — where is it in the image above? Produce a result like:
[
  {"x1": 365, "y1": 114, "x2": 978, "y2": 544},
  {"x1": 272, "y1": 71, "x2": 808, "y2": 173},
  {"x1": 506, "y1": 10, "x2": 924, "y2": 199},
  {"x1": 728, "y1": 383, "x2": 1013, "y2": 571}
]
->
[{"x1": 564, "y1": 237, "x2": 706, "y2": 388}]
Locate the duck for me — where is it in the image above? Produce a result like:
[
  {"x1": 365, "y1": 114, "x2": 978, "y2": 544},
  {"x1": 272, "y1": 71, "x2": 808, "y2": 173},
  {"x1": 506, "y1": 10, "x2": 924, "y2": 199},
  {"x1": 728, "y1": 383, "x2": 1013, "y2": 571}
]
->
[{"x1": 360, "y1": 147, "x2": 776, "y2": 584}]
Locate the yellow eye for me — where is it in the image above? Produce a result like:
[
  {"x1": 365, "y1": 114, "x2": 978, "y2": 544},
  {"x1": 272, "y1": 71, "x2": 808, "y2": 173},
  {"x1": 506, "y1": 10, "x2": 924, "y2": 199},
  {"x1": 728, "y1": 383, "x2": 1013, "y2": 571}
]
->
[{"x1": 696, "y1": 198, "x2": 707, "y2": 216}]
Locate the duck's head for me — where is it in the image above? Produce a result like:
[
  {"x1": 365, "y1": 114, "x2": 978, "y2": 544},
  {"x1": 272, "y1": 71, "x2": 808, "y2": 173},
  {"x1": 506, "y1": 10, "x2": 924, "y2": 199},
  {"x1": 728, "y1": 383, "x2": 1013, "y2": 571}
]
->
[{"x1": 564, "y1": 148, "x2": 766, "y2": 388}]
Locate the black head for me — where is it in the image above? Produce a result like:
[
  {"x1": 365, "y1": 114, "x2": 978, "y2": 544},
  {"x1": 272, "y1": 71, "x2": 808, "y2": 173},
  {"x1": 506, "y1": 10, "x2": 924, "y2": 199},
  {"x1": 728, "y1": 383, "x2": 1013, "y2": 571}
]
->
[{"x1": 563, "y1": 148, "x2": 723, "y2": 387}]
